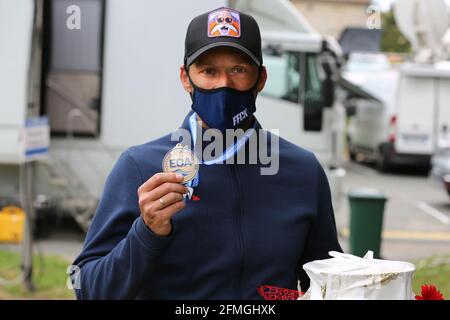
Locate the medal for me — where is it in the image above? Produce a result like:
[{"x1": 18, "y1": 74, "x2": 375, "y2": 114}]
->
[{"x1": 162, "y1": 143, "x2": 199, "y2": 184}]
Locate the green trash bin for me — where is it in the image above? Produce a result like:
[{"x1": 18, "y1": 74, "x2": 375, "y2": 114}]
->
[{"x1": 348, "y1": 189, "x2": 387, "y2": 259}]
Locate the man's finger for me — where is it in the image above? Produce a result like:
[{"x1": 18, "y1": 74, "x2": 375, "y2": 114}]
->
[
  {"x1": 155, "y1": 192, "x2": 184, "y2": 210},
  {"x1": 139, "y1": 172, "x2": 184, "y2": 193},
  {"x1": 148, "y1": 182, "x2": 188, "y2": 201}
]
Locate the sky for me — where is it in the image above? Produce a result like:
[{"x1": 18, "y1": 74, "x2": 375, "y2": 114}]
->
[{"x1": 372, "y1": 0, "x2": 394, "y2": 11}]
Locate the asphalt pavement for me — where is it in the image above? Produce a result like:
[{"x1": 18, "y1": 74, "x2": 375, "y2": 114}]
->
[{"x1": 335, "y1": 161, "x2": 450, "y2": 263}]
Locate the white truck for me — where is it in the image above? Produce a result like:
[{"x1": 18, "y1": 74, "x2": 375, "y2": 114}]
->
[
  {"x1": 345, "y1": 0, "x2": 450, "y2": 171},
  {"x1": 0, "y1": 0, "x2": 346, "y2": 232}
]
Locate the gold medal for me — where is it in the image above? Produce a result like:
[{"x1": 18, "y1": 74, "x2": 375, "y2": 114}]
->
[{"x1": 162, "y1": 143, "x2": 199, "y2": 184}]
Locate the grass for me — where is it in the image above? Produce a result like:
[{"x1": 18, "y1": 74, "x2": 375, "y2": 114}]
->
[
  {"x1": 413, "y1": 253, "x2": 450, "y2": 298},
  {"x1": 0, "y1": 249, "x2": 75, "y2": 300}
]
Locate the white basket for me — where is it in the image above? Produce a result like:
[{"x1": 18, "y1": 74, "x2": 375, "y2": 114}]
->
[{"x1": 302, "y1": 251, "x2": 416, "y2": 300}]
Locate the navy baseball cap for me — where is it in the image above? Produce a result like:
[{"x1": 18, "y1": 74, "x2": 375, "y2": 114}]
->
[{"x1": 184, "y1": 7, "x2": 263, "y2": 67}]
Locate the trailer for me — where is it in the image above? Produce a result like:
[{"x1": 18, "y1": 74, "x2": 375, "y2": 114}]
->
[{"x1": 0, "y1": 0, "x2": 346, "y2": 233}]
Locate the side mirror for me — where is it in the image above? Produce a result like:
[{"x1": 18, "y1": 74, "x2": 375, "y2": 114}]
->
[
  {"x1": 303, "y1": 52, "x2": 339, "y2": 132},
  {"x1": 320, "y1": 57, "x2": 337, "y2": 108}
]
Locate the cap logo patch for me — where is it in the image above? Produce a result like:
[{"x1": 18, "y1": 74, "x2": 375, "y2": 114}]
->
[{"x1": 208, "y1": 8, "x2": 241, "y2": 38}]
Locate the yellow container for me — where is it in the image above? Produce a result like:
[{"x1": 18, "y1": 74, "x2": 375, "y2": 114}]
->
[{"x1": 0, "y1": 206, "x2": 25, "y2": 243}]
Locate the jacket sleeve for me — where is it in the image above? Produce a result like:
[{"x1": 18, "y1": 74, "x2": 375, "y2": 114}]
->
[
  {"x1": 71, "y1": 150, "x2": 174, "y2": 299},
  {"x1": 297, "y1": 159, "x2": 343, "y2": 292}
]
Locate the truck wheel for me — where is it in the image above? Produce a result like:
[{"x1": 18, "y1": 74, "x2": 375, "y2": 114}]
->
[{"x1": 376, "y1": 145, "x2": 390, "y2": 172}]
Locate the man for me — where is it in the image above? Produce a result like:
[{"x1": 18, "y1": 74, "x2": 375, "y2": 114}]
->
[{"x1": 72, "y1": 7, "x2": 342, "y2": 300}]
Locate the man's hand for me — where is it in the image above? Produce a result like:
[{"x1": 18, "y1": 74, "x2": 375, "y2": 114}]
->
[{"x1": 138, "y1": 172, "x2": 187, "y2": 236}]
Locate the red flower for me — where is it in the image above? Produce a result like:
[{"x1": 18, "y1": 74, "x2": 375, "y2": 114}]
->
[
  {"x1": 415, "y1": 284, "x2": 445, "y2": 300},
  {"x1": 257, "y1": 285, "x2": 304, "y2": 300}
]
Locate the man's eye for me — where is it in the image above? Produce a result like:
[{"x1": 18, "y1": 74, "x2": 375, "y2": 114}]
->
[{"x1": 232, "y1": 67, "x2": 246, "y2": 74}]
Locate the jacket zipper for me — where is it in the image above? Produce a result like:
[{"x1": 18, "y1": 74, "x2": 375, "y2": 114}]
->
[{"x1": 229, "y1": 163, "x2": 245, "y2": 299}]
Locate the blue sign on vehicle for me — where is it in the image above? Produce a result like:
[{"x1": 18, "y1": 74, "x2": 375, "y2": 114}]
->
[{"x1": 23, "y1": 116, "x2": 50, "y2": 162}]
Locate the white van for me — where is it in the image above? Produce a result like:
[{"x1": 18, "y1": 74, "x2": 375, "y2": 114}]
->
[{"x1": 345, "y1": 54, "x2": 450, "y2": 171}]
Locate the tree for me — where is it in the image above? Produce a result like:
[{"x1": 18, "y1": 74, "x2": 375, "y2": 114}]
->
[{"x1": 381, "y1": 10, "x2": 412, "y2": 53}]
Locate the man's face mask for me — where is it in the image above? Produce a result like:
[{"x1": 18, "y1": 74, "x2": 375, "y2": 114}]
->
[{"x1": 187, "y1": 67, "x2": 262, "y2": 132}]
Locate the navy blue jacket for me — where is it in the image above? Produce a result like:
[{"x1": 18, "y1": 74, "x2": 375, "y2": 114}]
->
[{"x1": 73, "y1": 111, "x2": 342, "y2": 299}]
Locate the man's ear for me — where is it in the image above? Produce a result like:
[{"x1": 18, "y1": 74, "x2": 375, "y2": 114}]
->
[
  {"x1": 180, "y1": 65, "x2": 193, "y2": 94},
  {"x1": 256, "y1": 66, "x2": 267, "y2": 93}
]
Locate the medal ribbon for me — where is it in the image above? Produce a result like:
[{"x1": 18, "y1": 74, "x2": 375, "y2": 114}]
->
[{"x1": 186, "y1": 112, "x2": 256, "y2": 187}]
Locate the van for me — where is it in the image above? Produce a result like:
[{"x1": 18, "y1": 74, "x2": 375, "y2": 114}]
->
[{"x1": 345, "y1": 54, "x2": 450, "y2": 171}]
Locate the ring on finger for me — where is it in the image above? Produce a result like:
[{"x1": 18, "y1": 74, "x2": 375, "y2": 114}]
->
[{"x1": 159, "y1": 197, "x2": 166, "y2": 208}]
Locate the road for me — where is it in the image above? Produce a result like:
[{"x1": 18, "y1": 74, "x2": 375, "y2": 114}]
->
[{"x1": 335, "y1": 161, "x2": 450, "y2": 263}]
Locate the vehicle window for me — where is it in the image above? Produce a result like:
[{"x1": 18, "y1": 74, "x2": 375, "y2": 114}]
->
[
  {"x1": 345, "y1": 52, "x2": 390, "y2": 72},
  {"x1": 262, "y1": 51, "x2": 300, "y2": 103},
  {"x1": 305, "y1": 54, "x2": 324, "y2": 109},
  {"x1": 43, "y1": 0, "x2": 105, "y2": 137}
]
